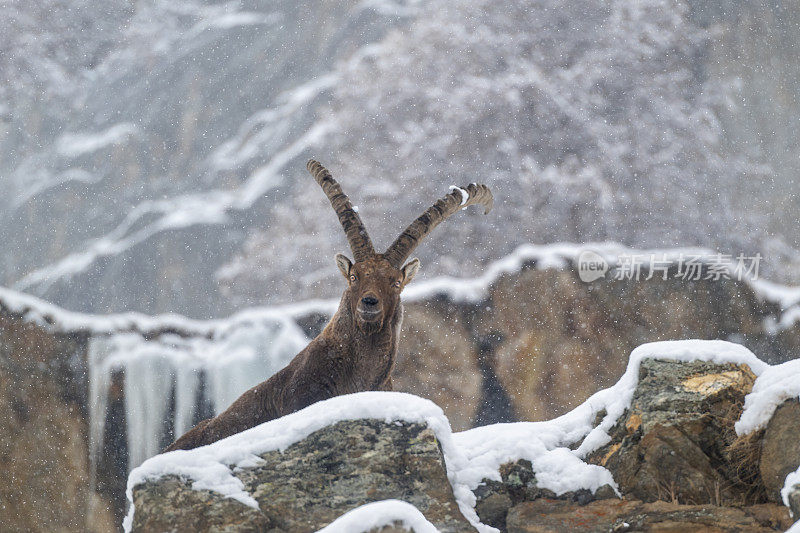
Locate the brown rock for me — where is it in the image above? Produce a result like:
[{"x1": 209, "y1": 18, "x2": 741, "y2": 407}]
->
[
  {"x1": 587, "y1": 359, "x2": 760, "y2": 505},
  {"x1": 396, "y1": 304, "x2": 481, "y2": 431},
  {"x1": 0, "y1": 312, "x2": 117, "y2": 533},
  {"x1": 482, "y1": 267, "x2": 770, "y2": 423},
  {"x1": 505, "y1": 499, "x2": 790, "y2": 533},
  {"x1": 131, "y1": 476, "x2": 269, "y2": 532},
  {"x1": 759, "y1": 400, "x2": 800, "y2": 501},
  {"x1": 131, "y1": 419, "x2": 475, "y2": 532}
]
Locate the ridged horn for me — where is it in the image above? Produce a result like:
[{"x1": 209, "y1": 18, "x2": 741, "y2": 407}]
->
[
  {"x1": 307, "y1": 159, "x2": 375, "y2": 262},
  {"x1": 384, "y1": 183, "x2": 493, "y2": 268}
]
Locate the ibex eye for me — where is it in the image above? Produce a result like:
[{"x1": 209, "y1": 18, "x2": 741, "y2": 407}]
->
[
  {"x1": 349, "y1": 275, "x2": 357, "y2": 282},
  {"x1": 394, "y1": 280, "x2": 401, "y2": 288}
]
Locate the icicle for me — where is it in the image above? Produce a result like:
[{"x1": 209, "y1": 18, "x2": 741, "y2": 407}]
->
[
  {"x1": 122, "y1": 341, "x2": 175, "y2": 470},
  {"x1": 87, "y1": 314, "x2": 310, "y2": 477},
  {"x1": 88, "y1": 337, "x2": 113, "y2": 490},
  {"x1": 207, "y1": 319, "x2": 307, "y2": 415},
  {"x1": 173, "y1": 361, "x2": 202, "y2": 438}
]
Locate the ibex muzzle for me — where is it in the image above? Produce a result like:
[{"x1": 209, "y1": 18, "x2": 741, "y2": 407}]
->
[{"x1": 165, "y1": 160, "x2": 492, "y2": 452}]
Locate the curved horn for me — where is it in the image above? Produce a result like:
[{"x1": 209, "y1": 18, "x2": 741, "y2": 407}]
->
[
  {"x1": 383, "y1": 183, "x2": 493, "y2": 268},
  {"x1": 307, "y1": 159, "x2": 375, "y2": 262}
]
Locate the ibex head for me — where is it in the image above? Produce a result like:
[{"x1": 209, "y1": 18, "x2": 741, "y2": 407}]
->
[{"x1": 308, "y1": 159, "x2": 493, "y2": 333}]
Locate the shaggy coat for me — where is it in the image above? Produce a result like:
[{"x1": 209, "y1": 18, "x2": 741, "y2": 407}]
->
[{"x1": 165, "y1": 160, "x2": 492, "y2": 451}]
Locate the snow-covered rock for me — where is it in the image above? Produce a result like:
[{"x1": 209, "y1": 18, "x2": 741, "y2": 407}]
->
[{"x1": 126, "y1": 340, "x2": 800, "y2": 532}]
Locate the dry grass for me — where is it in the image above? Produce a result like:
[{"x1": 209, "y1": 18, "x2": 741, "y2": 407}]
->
[{"x1": 725, "y1": 429, "x2": 768, "y2": 505}]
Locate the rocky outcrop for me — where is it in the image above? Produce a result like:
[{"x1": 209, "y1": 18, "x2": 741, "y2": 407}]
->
[
  {"x1": 505, "y1": 499, "x2": 792, "y2": 533},
  {"x1": 130, "y1": 355, "x2": 800, "y2": 533},
  {"x1": 407, "y1": 267, "x2": 782, "y2": 426},
  {"x1": 472, "y1": 459, "x2": 617, "y2": 530},
  {"x1": 760, "y1": 400, "x2": 800, "y2": 501},
  {"x1": 467, "y1": 357, "x2": 800, "y2": 531},
  {"x1": 130, "y1": 420, "x2": 474, "y2": 533},
  {"x1": 586, "y1": 359, "x2": 759, "y2": 505},
  {"x1": 0, "y1": 312, "x2": 116, "y2": 532}
]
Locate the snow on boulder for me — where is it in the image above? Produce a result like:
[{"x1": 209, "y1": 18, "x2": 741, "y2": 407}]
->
[
  {"x1": 126, "y1": 392, "x2": 480, "y2": 533},
  {"x1": 316, "y1": 500, "x2": 439, "y2": 533}
]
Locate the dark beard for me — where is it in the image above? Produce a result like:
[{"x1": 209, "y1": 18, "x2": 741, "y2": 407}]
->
[{"x1": 358, "y1": 317, "x2": 383, "y2": 335}]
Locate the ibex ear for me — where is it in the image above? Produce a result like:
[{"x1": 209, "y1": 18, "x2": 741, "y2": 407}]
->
[
  {"x1": 401, "y1": 258, "x2": 421, "y2": 285},
  {"x1": 335, "y1": 253, "x2": 353, "y2": 279}
]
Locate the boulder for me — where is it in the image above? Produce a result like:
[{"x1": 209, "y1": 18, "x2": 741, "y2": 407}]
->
[
  {"x1": 505, "y1": 499, "x2": 792, "y2": 533},
  {"x1": 759, "y1": 400, "x2": 800, "y2": 501},
  {"x1": 130, "y1": 419, "x2": 475, "y2": 532},
  {"x1": 587, "y1": 359, "x2": 759, "y2": 505},
  {"x1": 473, "y1": 459, "x2": 616, "y2": 530}
]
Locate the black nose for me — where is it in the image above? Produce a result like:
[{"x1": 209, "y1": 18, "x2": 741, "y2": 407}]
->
[{"x1": 361, "y1": 296, "x2": 379, "y2": 306}]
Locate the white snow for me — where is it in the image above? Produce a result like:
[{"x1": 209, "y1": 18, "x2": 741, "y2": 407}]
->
[
  {"x1": 449, "y1": 185, "x2": 470, "y2": 206},
  {"x1": 8, "y1": 242, "x2": 800, "y2": 335},
  {"x1": 57, "y1": 123, "x2": 138, "y2": 158},
  {"x1": 315, "y1": 500, "x2": 438, "y2": 533},
  {"x1": 575, "y1": 340, "x2": 767, "y2": 456},
  {"x1": 403, "y1": 242, "x2": 712, "y2": 303},
  {"x1": 749, "y1": 279, "x2": 800, "y2": 310},
  {"x1": 736, "y1": 358, "x2": 800, "y2": 435},
  {"x1": 455, "y1": 340, "x2": 766, "y2": 498},
  {"x1": 783, "y1": 467, "x2": 800, "y2": 516}
]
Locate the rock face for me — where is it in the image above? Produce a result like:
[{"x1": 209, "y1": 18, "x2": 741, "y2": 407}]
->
[
  {"x1": 0, "y1": 312, "x2": 116, "y2": 532},
  {"x1": 473, "y1": 459, "x2": 616, "y2": 531},
  {"x1": 477, "y1": 269, "x2": 772, "y2": 423},
  {"x1": 395, "y1": 304, "x2": 482, "y2": 432},
  {"x1": 505, "y1": 499, "x2": 792, "y2": 533},
  {"x1": 130, "y1": 420, "x2": 475, "y2": 532},
  {"x1": 129, "y1": 357, "x2": 800, "y2": 533},
  {"x1": 470, "y1": 358, "x2": 798, "y2": 532},
  {"x1": 587, "y1": 359, "x2": 759, "y2": 505},
  {"x1": 759, "y1": 400, "x2": 800, "y2": 501}
]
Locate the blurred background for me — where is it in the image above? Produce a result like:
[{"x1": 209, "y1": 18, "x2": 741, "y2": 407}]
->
[{"x1": 2, "y1": 0, "x2": 799, "y2": 319}]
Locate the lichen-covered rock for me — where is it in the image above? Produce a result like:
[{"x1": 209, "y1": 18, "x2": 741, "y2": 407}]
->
[
  {"x1": 587, "y1": 359, "x2": 759, "y2": 505},
  {"x1": 131, "y1": 476, "x2": 269, "y2": 532},
  {"x1": 759, "y1": 400, "x2": 800, "y2": 501},
  {"x1": 504, "y1": 499, "x2": 792, "y2": 533},
  {"x1": 130, "y1": 419, "x2": 475, "y2": 533}
]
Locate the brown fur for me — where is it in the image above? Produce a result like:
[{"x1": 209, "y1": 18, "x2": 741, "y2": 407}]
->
[
  {"x1": 165, "y1": 160, "x2": 491, "y2": 452},
  {"x1": 165, "y1": 256, "x2": 409, "y2": 451}
]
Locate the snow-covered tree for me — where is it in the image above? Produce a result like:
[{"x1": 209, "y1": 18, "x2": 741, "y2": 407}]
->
[{"x1": 220, "y1": 0, "x2": 772, "y2": 305}]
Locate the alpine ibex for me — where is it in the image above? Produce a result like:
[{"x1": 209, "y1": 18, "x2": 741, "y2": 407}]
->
[{"x1": 165, "y1": 160, "x2": 493, "y2": 451}]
